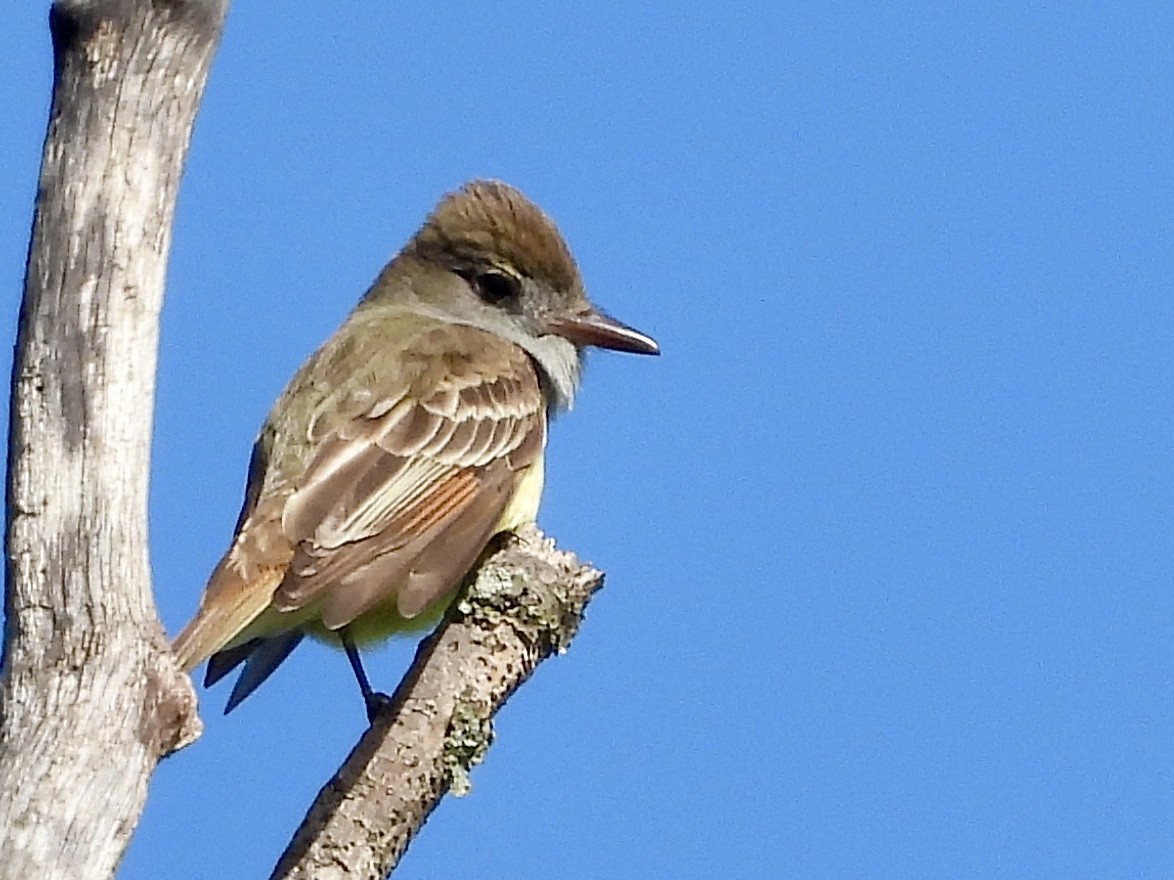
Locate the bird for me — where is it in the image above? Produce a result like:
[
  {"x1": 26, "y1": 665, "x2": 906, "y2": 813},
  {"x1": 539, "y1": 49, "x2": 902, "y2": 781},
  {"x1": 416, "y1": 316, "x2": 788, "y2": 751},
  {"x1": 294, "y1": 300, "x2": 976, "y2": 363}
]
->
[{"x1": 171, "y1": 179, "x2": 659, "y2": 719}]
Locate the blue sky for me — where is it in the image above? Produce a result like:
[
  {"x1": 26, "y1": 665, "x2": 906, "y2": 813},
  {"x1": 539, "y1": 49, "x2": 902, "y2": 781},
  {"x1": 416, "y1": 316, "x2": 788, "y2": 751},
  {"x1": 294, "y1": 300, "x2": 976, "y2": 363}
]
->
[{"x1": 2, "y1": 2, "x2": 1173, "y2": 878}]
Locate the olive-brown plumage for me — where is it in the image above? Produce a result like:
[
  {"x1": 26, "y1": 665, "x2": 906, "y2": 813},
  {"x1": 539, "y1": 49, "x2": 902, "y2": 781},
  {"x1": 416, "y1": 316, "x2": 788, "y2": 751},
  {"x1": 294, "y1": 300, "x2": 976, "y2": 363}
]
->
[{"x1": 172, "y1": 180, "x2": 658, "y2": 714}]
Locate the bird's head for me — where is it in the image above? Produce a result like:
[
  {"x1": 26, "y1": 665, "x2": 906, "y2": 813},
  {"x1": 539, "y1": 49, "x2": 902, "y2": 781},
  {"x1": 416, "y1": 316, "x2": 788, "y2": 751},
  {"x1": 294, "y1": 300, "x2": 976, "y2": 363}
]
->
[{"x1": 371, "y1": 180, "x2": 658, "y2": 409}]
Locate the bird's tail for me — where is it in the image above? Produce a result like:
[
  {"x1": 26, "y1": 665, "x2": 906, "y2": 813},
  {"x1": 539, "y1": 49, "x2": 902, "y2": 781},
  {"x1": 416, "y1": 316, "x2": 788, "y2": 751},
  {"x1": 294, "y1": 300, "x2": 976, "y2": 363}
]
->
[{"x1": 172, "y1": 556, "x2": 285, "y2": 672}]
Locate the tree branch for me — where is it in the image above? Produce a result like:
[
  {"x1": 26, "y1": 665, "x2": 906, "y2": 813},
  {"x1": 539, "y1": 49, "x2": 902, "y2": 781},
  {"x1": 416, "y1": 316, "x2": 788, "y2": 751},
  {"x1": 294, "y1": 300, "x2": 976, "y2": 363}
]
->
[
  {"x1": 0, "y1": 2, "x2": 223, "y2": 877},
  {"x1": 270, "y1": 525, "x2": 604, "y2": 879}
]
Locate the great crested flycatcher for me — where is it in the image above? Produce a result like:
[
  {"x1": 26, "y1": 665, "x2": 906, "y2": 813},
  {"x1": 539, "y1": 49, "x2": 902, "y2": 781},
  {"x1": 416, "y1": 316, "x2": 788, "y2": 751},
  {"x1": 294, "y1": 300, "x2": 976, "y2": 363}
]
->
[{"x1": 172, "y1": 180, "x2": 658, "y2": 717}]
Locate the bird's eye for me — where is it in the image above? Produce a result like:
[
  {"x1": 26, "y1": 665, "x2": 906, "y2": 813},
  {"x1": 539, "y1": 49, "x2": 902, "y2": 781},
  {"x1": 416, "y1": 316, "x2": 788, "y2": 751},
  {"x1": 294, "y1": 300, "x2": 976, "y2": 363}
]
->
[{"x1": 473, "y1": 271, "x2": 520, "y2": 304}]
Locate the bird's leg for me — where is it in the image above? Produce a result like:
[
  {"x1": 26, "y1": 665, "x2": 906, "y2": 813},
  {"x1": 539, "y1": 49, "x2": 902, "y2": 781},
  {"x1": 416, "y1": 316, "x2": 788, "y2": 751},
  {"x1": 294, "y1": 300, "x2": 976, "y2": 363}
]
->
[{"x1": 341, "y1": 629, "x2": 393, "y2": 723}]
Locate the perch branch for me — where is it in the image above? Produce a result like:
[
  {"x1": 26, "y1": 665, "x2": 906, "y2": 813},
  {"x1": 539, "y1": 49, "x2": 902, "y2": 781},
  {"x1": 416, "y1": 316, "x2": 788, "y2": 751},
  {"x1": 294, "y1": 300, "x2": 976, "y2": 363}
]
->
[{"x1": 270, "y1": 525, "x2": 604, "y2": 880}]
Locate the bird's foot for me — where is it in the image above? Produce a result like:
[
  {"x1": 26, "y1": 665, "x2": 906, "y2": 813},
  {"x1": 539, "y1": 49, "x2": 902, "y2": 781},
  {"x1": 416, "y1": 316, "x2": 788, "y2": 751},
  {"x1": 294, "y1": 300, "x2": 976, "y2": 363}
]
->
[{"x1": 364, "y1": 690, "x2": 394, "y2": 724}]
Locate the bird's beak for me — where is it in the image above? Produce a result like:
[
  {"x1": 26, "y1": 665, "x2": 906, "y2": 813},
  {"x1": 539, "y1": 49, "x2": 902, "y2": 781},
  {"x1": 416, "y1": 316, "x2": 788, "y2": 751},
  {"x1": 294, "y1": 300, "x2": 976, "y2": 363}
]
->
[{"x1": 543, "y1": 307, "x2": 660, "y2": 355}]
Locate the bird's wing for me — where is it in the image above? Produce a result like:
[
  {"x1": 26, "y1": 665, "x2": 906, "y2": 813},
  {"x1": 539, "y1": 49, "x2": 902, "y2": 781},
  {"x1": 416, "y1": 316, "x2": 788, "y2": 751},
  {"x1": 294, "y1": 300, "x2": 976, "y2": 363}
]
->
[{"x1": 274, "y1": 326, "x2": 546, "y2": 629}]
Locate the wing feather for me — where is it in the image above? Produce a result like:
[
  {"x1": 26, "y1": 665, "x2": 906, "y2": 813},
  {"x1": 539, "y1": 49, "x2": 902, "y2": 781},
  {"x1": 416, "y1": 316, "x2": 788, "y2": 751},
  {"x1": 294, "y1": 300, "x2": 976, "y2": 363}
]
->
[
  {"x1": 174, "y1": 316, "x2": 547, "y2": 713},
  {"x1": 272, "y1": 325, "x2": 545, "y2": 627}
]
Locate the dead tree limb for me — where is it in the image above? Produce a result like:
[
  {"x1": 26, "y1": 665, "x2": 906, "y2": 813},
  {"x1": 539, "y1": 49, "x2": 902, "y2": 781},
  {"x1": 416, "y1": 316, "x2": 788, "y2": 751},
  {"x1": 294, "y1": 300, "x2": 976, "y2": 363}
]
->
[
  {"x1": 0, "y1": 2, "x2": 224, "y2": 877},
  {"x1": 270, "y1": 525, "x2": 604, "y2": 880}
]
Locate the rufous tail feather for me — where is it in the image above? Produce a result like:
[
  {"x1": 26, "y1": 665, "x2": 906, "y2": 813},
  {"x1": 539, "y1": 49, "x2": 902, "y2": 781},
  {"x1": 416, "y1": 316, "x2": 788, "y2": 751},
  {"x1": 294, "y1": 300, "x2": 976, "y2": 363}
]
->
[{"x1": 172, "y1": 558, "x2": 284, "y2": 672}]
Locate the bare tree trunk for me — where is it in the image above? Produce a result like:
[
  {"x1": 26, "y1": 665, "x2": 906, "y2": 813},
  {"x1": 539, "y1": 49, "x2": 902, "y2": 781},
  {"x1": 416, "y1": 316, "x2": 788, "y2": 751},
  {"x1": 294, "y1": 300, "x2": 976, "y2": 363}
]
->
[
  {"x1": 270, "y1": 526, "x2": 604, "y2": 880},
  {"x1": 0, "y1": 2, "x2": 223, "y2": 877}
]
